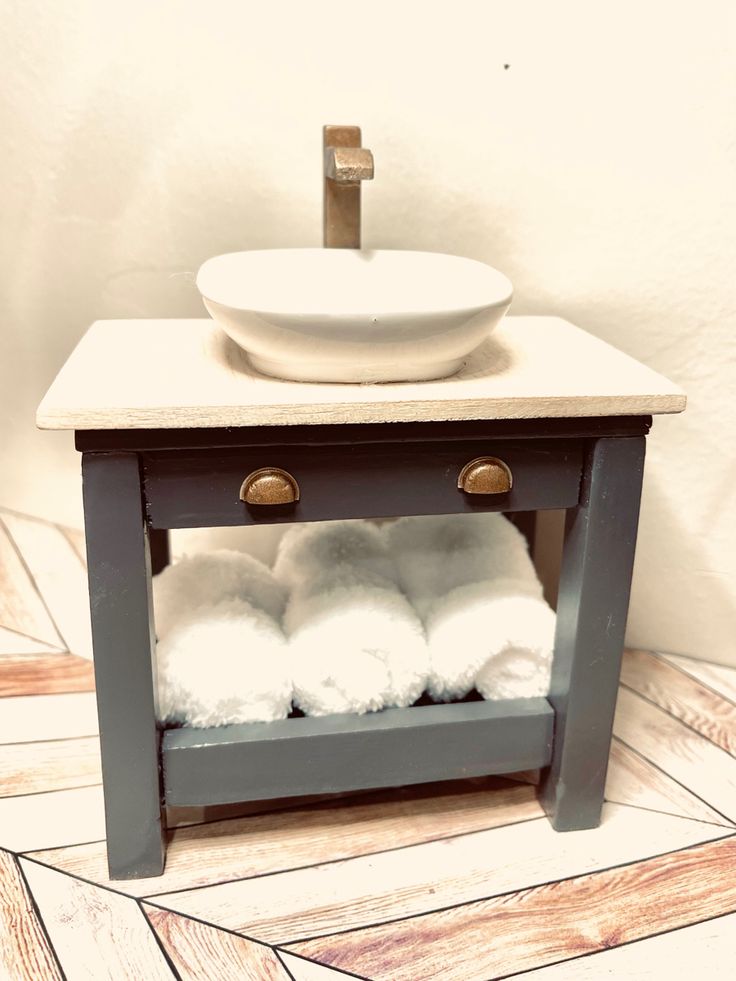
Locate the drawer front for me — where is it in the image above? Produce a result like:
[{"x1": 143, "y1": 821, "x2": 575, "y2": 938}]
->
[{"x1": 143, "y1": 438, "x2": 583, "y2": 529}]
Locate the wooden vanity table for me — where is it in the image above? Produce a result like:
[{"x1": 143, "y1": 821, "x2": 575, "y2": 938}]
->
[{"x1": 37, "y1": 314, "x2": 685, "y2": 879}]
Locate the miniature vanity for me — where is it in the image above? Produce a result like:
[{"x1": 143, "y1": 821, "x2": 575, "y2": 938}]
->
[{"x1": 37, "y1": 313, "x2": 685, "y2": 879}]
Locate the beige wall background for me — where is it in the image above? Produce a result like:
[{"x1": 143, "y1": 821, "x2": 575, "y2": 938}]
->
[{"x1": 1, "y1": 0, "x2": 734, "y2": 662}]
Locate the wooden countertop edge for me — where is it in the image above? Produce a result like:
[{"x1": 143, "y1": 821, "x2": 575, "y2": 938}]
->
[{"x1": 36, "y1": 392, "x2": 687, "y2": 432}]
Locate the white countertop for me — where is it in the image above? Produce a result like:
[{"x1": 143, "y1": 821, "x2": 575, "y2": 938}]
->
[{"x1": 37, "y1": 316, "x2": 686, "y2": 430}]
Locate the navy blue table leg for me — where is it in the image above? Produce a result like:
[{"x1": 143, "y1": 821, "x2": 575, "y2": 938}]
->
[
  {"x1": 82, "y1": 451, "x2": 166, "y2": 878},
  {"x1": 540, "y1": 436, "x2": 645, "y2": 830}
]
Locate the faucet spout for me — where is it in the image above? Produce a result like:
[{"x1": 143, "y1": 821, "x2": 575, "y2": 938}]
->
[
  {"x1": 323, "y1": 125, "x2": 374, "y2": 248},
  {"x1": 324, "y1": 145, "x2": 374, "y2": 183}
]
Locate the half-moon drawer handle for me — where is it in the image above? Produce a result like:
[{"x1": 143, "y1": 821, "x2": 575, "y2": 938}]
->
[
  {"x1": 239, "y1": 468, "x2": 300, "y2": 505},
  {"x1": 458, "y1": 457, "x2": 513, "y2": 495}
]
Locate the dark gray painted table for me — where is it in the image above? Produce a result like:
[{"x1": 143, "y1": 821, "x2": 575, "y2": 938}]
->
[
  {"x1": 73, "y1": 415, "x2": 649, "y2": 879},
  {"x1": 37, "y1": 316, "x2": 685, "y2": 879}
]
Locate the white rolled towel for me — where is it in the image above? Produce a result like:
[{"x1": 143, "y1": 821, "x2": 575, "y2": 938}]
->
[
  {"x1": 273, "y1": 520, "x2": 398, "y2": 591},
  {"x1": 156, "y1": 598, "x2": 292, "y2": 727},
  {"x1": 274, "y1": 521, "x2": 428, "y2": 717},
  {"x1": 152, "y1": 548, "x2": 287, "y2": 640},
  {"x1": 387, "y1": 513, "x2": 555, "y2": 701},
  {"x1": 153, "y1": 551, "x2": 291, "y2": 727}
]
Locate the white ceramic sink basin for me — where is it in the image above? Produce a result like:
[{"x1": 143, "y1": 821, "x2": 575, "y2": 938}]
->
[{"x1": 196, "y1": 248, "x2": 513, "y2": 383}]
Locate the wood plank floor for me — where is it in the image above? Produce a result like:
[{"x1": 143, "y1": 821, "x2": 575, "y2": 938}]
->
[{"x1": 1, "y1": 506, "x2": 735, "y2": 980}]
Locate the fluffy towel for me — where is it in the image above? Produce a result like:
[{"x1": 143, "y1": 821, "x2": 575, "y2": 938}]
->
[
  {"x1": 387, "y1": 513, "x2": 555, "y2": 701},
  {"x1": 273, "y1": 520, "x2": 398, "y2": 591},
  {"x1": 274, "y1": 521, "x2": 428, "y2": 717},
  {"x1": 152, "y1": 548, "x2": 287, "y2": 640},
  {"x1": 153, "y1": 551, "x2": 291, "y2": 728}
]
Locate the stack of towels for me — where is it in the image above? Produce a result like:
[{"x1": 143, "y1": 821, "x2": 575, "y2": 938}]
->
[{"x1": 154, "y1": 513, "x2": 556, "y2": 728}]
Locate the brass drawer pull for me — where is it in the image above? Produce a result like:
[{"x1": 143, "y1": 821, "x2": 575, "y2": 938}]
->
[
  {"x1": 458, "y1": 457, "x2": 513, "y2": 495},
  {"x1": 239, "y1": 468, "x2": 300, "y2": 505}
]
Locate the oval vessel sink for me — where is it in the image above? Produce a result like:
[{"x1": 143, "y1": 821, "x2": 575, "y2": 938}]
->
[{"x1": 196, "y1": 248, "x2": 512, "y2": 383}]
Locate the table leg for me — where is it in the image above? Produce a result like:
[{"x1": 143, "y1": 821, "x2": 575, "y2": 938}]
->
[
  {"x1": 149, "y1": 528, "x2": 170, "y2": 575},
  {"x1": 82, "y1": 452, "x2": 166, "y2": 878},
  {"x1": 540, "y1": 436, "x2": 645, "y2": 830}
]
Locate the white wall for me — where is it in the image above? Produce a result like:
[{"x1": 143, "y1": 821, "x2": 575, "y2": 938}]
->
[{"x1": 2, "y1": 1, "x2": 735, "y2": 661}]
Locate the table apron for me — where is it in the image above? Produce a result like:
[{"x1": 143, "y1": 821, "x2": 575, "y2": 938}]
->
[{"x1": 141, "y1": 438, "x2": 584, "y2": 529}]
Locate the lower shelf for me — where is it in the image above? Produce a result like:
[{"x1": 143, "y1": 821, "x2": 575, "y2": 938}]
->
[{"x1": 161, "y1": 697, "x2": 554, "y2": 806}]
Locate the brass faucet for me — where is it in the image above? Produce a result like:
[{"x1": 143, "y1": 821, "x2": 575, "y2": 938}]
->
[{"x1": 323, "y1": 125, "x2": 374, "y2": 249}]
